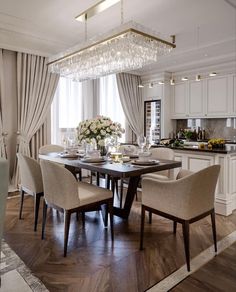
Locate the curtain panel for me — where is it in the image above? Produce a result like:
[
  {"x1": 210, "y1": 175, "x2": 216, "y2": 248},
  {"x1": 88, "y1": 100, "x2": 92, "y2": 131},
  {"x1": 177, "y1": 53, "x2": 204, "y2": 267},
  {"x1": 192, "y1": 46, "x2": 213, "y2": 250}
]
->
[
  {"x1": 116, "y1": 73, "x2": 144, "y2": 137},
  {"x1": 12, "y1": 52, "x2": 59, "y2": 187},
  {"x1": 0, "y1": 50, "x2": 7, "y2": 158}
]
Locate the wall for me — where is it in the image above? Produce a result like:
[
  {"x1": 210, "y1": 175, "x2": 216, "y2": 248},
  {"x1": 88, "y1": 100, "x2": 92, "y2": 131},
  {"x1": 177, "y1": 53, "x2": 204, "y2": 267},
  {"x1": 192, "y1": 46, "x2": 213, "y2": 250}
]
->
[{"x1": 176, "y1": 118, "x2": 236, "y2": 140}]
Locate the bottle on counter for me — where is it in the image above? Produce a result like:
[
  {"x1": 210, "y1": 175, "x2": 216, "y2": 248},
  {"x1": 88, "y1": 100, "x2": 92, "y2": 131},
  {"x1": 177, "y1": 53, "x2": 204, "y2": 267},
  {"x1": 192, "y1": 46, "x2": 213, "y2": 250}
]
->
[
  {"x1": 198, "y1": 128, "x2": 202, "y2": 140},
  {"x1": 202, "y1": 128, "x2": 206, "y2": 140}
]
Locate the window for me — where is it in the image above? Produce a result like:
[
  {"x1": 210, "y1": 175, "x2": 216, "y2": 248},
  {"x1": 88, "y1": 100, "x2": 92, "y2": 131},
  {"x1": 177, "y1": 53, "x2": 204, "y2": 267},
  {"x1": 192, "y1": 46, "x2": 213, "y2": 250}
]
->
[
  {"x1": 51, "y1": 77, "x2": 82, "y2": 145},
  {"x1": 99, "y1": 74, "x2": 126, "y2": 141},
  {"x1": 51, "y1": 74, "x2": 126, "y2": 145}
]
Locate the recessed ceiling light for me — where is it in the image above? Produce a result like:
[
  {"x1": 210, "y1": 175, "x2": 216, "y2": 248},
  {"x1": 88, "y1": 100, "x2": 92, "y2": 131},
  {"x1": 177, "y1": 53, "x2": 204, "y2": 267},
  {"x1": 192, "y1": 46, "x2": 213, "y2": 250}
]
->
[
  {"x1": 149, "y1": 83, "x2": 153, "y2": 88},
  {"x1": 209, "y1": 72, "x2": 217, "y2": 77},
  {"x1": 204, "y1": 53, "x2": 208, "y2": 57},
  {"x1": 170, "y1": 78, "x2": 175, "y2": 85},
  {"x1": 138, "y1": 84, "x2": 144, "y2": 88},
  {"x1": 181, "y1": 77, "x2": 188, "y2": 81},
  {"x1": 158, "y1": 81, "x2": 164, "y2": 85},
  {"x1": 195, "y1": 74, "x2": 201, "y2": 81}
]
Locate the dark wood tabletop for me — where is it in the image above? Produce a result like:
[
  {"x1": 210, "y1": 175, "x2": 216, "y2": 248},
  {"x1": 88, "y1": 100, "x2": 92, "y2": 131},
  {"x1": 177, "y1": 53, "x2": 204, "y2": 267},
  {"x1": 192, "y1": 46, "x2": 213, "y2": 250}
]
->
[{"x1": 39, "y1": 153, "x2": 182, "y2": 219}]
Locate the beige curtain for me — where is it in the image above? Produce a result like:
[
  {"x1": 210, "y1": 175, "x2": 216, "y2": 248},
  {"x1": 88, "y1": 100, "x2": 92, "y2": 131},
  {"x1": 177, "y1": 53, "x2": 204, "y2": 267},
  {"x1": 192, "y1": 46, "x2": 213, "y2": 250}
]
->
[
  {"x1": 0, "y1": 50, "x2": 7, "y2": 158},
  {"x1": 116, "y1": 73, "x2": 144, "y2": 136},
  {"x1": 12, "y1": 52, "x2": 59, "y2": 187}
]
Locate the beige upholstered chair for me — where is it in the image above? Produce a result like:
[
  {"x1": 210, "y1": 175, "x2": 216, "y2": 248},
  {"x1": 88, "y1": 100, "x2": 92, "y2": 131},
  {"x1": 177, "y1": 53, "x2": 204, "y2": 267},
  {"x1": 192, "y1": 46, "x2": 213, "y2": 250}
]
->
[
  {"x1": 39, "y1": 144, "x2": 64, "y2": 154},
  {"x1": 40, "y1": 160, "x2": 113, "y2": 257},
  {"x1": 143, "y1": 147, "x2": 175, "y2": 223},
  {"x1": 39, "y1": 144, "x2": 82, "y2": 181},
  {"x1": 140, "y1": 165, "x2": 220, "y2": 271},
  {"x1": 17, "y1": 154, "x2": 44, "y2": 231},
  {"x1": 0, "y1": 158, "x2": 9, "y2": 284},
  {"x1": 145, "y1": 147, "x2": 175, "y2": 179}
]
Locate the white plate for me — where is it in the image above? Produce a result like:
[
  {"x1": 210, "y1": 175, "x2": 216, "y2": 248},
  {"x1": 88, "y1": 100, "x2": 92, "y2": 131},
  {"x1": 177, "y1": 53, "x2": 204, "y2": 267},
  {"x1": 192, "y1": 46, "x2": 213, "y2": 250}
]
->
[
  {"x1": 131, "y1": 160, "x2": 159, "y2": 166},
  {"x1": 59, "y1": 153, "x2": 79, "y2": 158},
  {"x1": 81, "y1": 157, "x2": 106, "y2": 163}
]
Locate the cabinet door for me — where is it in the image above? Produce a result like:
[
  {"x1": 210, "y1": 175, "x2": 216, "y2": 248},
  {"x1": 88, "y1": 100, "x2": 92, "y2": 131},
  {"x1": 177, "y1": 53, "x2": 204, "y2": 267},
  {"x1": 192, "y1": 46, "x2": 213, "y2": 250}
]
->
[
  {"x1": 233, "y1": 75, "x2": 236, "y2": 114},
  {"x1": 206, "y1": 77, "x2": 229, "y2": 117},
  {"x1": 187, "y1": 155, "x2": 214, "y2": 172},
  {"x1": 188, "y1": 81, "x2": 204, "y2": 117},
  {"x1": 171, "y1": 83, "x2": 187, "y2": 118}
]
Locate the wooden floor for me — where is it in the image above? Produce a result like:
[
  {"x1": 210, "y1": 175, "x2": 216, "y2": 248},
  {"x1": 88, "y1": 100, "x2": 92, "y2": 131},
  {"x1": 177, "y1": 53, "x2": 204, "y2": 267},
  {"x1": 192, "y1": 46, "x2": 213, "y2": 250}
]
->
[
  {"x1": 172, "y1": 241, "x2": 236, "y2": 291},
  {"x1": 3, "y1": 188, "x2": 236, "y2": 292}
]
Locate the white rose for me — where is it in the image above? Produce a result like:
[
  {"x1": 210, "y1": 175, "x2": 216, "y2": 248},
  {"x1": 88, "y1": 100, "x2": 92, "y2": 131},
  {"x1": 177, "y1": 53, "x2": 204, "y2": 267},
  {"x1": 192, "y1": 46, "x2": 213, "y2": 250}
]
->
[
  {"x1": 98, "y1": 139, "x2": 105, "y2": 146},
  {"x1": 97, "y1": 135, "x2": 101, "y2": 140},
  {"x1": 86, "y1": 130, "x2": 90, "y2": 135}
]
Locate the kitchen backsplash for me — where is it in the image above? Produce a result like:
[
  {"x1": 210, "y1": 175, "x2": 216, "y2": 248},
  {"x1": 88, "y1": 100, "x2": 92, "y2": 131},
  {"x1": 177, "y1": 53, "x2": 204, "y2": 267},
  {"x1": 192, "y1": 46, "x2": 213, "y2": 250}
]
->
[{"x1": 176, "y1": 118, "x2": 236, "y2": 141}]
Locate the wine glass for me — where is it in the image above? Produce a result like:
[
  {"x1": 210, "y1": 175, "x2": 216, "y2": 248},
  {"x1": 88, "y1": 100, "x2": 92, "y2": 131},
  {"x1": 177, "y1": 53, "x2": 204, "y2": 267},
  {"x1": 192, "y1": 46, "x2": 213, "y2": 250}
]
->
[
  {"x1": 145, "y1": 136, "x2": 152, "y2": 151},
  {"x1": 137, "y1": 135, "x2": 146, "y2": 152}
]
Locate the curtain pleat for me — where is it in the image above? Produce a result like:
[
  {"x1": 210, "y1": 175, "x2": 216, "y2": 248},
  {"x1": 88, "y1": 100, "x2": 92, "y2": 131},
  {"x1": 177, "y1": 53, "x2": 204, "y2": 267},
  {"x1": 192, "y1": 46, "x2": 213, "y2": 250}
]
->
[
  {"x1": 0, "y1": 50, "x2": 7, "y2": 158},
  {"x1": 11, "y1": 52, "x2": 59, "y2": 188},
  {"x1": 116, "y1": 73, "x2": 144, "y2": 136}
]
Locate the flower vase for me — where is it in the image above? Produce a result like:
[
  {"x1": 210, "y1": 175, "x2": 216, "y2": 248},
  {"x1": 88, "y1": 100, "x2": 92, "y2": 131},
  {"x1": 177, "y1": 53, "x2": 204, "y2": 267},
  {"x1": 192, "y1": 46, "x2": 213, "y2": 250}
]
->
[{"x1": 97, "y1": 145, "x2": 107, "y2": 157}]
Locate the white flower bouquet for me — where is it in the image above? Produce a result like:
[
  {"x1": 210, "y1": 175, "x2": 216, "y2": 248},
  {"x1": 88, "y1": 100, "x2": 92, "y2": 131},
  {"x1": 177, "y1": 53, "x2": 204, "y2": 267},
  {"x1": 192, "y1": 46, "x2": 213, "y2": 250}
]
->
[{"x1": 77, "y1": 116, "x2": 125, "y2": 147}]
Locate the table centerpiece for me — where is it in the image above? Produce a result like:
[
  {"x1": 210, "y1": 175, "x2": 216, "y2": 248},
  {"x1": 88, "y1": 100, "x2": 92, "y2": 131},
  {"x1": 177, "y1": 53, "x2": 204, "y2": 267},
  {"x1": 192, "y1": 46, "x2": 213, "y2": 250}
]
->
[{"x1": 77, "y1": 116, "x2": 125, "y2": 156}]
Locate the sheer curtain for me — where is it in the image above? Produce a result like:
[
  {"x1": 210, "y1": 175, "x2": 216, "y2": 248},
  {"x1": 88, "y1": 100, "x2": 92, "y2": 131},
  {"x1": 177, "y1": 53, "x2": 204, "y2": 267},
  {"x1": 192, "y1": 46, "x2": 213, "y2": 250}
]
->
[
  {"x1": 51, "y1": 77, "x2": 83, "y2": 145},
  {"x1": 99, "y1": 74, "x2": 126, "y2": 141}
]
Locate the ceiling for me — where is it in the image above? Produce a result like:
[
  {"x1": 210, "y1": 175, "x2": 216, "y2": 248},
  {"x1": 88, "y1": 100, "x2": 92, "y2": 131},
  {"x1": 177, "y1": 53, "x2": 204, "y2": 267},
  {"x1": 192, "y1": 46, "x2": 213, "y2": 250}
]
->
[{"x1": 0, "y1": 0, "x2": 235, "y2": 76}]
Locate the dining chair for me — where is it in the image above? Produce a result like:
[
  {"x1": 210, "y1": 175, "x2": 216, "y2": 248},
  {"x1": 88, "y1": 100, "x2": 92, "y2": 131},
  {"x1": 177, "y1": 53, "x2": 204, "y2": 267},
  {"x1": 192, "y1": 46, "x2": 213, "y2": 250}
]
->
[
  {"x1": 17, "y1": 154, "x2": 44, "y2": 231},
  {"x1": 40, "y1": 159, "x2": 114, "y2": 257},
  {"x1": 39, "y1": 144, "x2": 82, "y2": 181},
  {"x1": 142, "y1": 147, "x2": 175, "y2": 223},
  {"x1": 144, "y1": 147, "x2": 175, "y2": 180},
  {"x1": 140, "y1": 165, "x2": 220, "y2": 271}
]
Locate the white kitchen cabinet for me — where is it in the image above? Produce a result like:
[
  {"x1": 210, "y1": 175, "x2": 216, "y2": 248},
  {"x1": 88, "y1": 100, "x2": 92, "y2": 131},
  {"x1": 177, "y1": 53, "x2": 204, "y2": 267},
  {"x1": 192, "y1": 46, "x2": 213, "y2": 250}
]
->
[
  {"x1": 206, "y1": 76, "x2": 229, "y2": 117},
  {"x1": 171, "y1": 83, "x2": 187, "y2": 118},
  {"x1": 233, "y1": 75, "x2": 236, "y2": 114},
  {"x1": 171, "y1": 74, "x2": 234, "y2": 119},
  {"x1": 188, "y1": 80, "x2": 205, "y2": 117},
  {"x1": 173, "y1": 149, "x2": 236, "y2": 216}
]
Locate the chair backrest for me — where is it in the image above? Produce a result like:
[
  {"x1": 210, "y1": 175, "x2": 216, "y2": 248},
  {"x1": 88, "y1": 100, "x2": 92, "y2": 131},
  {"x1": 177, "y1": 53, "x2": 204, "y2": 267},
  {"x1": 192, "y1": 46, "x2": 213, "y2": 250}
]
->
[
  {"x1": 40, "y1": 160, "x2": 79, "y2": 210},
  {"x1": 142, "y1": 165, "x2": 220, "y2": 220},
  {"x1": 150, "y1": 147, "x2": 174, "y2": 160},
  {"x1": 150, "y1": 148, "x2": 175, "y2": 178},
  {"x1": 17, "y1": 154, "x2": 43, "y2": 194},
  {"x1": 0, "y1": 158, "x2": 9, "y2": 257},
  {"x1": 39, "y1": 144, "x2": 64, "y2": 155}
]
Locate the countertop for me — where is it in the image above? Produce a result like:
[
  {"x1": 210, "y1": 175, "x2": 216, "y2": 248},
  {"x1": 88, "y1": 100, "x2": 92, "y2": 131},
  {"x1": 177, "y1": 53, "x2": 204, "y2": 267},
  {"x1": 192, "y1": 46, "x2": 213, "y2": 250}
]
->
[{"x1": 168, "y1": 144, "x2": 236, "y2": 154}]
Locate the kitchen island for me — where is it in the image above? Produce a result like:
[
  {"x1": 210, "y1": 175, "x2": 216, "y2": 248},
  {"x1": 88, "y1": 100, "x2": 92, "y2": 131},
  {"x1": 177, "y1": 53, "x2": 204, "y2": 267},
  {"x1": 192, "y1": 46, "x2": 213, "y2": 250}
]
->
[{"x1": 169, "y1": 144, "x2": 236, "y2": 216}]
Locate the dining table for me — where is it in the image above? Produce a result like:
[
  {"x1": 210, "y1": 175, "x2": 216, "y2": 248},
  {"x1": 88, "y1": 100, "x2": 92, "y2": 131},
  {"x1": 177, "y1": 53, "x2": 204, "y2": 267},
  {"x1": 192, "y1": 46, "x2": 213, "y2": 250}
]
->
[{"x1": 39, "y1": 153, "x2": 182, "y2": 219}]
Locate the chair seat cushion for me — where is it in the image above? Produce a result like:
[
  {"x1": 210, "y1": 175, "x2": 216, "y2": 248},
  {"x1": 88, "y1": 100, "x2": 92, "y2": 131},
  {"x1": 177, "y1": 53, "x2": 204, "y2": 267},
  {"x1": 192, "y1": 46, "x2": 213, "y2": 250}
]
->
[
  {"x1": 78, "y1": 182, "x2": 113, "y2": 207},
  {"x1": 142, "y1": 173, "x2": 170, "y2": 181}
]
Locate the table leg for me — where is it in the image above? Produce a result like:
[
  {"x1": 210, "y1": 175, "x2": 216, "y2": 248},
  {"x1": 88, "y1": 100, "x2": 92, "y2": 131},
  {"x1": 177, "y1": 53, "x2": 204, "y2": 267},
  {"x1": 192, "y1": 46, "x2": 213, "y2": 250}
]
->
[{"x1": 113, "y1": 176, "x2": 140, "y2": 219}]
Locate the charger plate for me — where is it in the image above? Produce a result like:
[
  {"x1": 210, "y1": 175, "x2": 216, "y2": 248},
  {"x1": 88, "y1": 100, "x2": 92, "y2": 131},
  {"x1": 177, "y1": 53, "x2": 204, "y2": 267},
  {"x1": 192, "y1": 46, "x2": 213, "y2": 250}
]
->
[{"x1": 131, "y1": 159, "x2": 159, "y2": 166}]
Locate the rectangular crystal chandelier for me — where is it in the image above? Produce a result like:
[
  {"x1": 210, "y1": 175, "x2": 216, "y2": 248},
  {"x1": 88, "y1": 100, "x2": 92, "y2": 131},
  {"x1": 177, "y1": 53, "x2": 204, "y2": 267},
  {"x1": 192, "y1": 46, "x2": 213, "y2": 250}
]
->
[{"x1": 48, "y1": 21, "x2": 175, "y2": 81}]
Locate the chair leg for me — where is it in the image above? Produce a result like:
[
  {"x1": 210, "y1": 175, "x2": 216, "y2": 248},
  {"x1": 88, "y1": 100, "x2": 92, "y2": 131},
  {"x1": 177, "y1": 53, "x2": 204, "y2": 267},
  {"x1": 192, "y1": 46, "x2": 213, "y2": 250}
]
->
[
  {"x1": 149, "y1": 211, "x2": 152, "y2": 224},
  {"x1": 34, "y1": 193, "x2": 41, "y2": 231},
  {"x1": 106, "y1": 174, "x2": 110, "y2": 189},
  {"x1": 115, "y1": 179, "x2": 119, "y2": 198},
  {"x1": 108, "y1": 200, "x2": 114, "y2": 241},
  {"x1": 78, "y1": 169, "x2": 82, "y2": 181},
  {"x1": 90, "y1": 172, "x2": 93, "y2": 184},
  {"x1": 104, "y1": 204, "x2": 108, "y2": 227},
  {"x1": 140, "y1": 205, "x2": 145, "y2": 250},
  {"x1": 120, "y1": 179, "x2": 123, "y2": 208},
  {"x1": 96, "y1": 172, "x2": 100, "y2": 186},
  {"x1": 173, "y1": 221, "x2": 177, "y2": 234},
  {"x1": 81, "y1": 211, "x2": 85, "y2": 227},
  {"x1": 19, "y1": 189, "x2": 25, "y2": 219},
  {"x1": 211, "y1": 210, "x2": 217, "y2": 253},
  {"x1": 64, "y1": 210, "x2": 71, "y2": 257},
  {"x1": 182, "y1": 221, "x2": 190, "y2": 272},
  {"x1": 41, "y1": 201, "x2": 48, "y2": 240}
]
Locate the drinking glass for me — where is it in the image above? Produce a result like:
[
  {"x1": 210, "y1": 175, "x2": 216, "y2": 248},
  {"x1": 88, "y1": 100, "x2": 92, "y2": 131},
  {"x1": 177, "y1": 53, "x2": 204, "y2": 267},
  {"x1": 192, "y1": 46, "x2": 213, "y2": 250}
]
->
[
  {"x1": 145, "y1": 136, "x2": 152, "y2": 151},
  {"x1": 137, "y1": 135, "x2": 146, "y2": 152}
]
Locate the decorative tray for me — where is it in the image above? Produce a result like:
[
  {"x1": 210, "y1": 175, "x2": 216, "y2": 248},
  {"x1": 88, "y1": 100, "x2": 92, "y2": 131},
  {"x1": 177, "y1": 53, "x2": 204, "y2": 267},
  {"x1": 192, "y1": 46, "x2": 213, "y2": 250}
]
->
[
  {"x1": 131, "y1": 160, "x2": 159, "y2": 166},
  {"x1": 81, "y1": 157, "x2": 106, "y2": 163}
]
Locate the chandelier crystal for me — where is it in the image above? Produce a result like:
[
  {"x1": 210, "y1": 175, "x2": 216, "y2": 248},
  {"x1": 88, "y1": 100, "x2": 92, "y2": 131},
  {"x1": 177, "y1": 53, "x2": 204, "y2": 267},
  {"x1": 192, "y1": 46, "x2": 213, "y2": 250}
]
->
[{"x1": 48, "y1": 21, "x2": 175, "y2": 81}]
